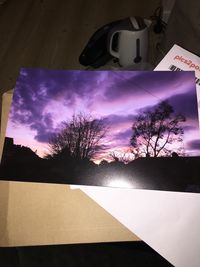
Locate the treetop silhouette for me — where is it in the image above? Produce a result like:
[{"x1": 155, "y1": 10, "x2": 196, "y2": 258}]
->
[
  {"x1": 130, "y1": 101, "x2": 186, "y2": 157},
  {"x1": 48, "y1": 113, "x2": 107, "y2": 161}
]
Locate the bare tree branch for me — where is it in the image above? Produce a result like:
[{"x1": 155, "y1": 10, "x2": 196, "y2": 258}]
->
[
  {"x1": 130, "y1": 101, "x2": 186, "y2": 157},
  {"x1": 47, "y1": 113, "x2": 107, "y2": 161}
]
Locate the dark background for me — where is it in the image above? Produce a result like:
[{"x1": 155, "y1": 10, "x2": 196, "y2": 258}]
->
[{"x1": 0, "y1": 242, "x2": 173, "y2": 267}]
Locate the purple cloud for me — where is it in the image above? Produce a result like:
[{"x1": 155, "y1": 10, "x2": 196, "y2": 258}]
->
[
  {"x1": 8, "y1": 68, "x2": 198, "y2": 159},
  {"x1": 166, "y1": 90, "x2": 198, "y2": 119},
  {"x1": 183, "y1": 125, "x2": 198, "y2": 132},
  {"x1": 105, "y1": 114, "x2": 135, "y2": 126},
  {"x1": 104, "y1": 71, "x2": 194, "y2": 101},
  {"x1": 113, "y1": 129, "x2": 132, "y2": 142},
  {"x1": 133, "y1": 88, "x2": 198, "y2": 127},
  {"x1": 29, "y1": 113, "x2": 58, "y2": 142},
  {"x1": 10, "y1": 69, "x2": 105, "y2": 143},
  {"x1": 187, "y1": 140, "x2": 200, "y2": 150}
]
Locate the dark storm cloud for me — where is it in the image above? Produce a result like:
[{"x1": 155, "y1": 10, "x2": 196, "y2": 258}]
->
[
  {"x1": 29, "y1": 113, "x2": 57, "y2": 142},
  {"x1": 187, "y1": 140, "x2": 200, "y2": 150},
  {"x1": 182, "y1": 125, "x2": 198, "y2": 132},
  {"x1": 166, "y1": 89, "x2": 198, "y2": 119},
  {"x1": 13, "y1": 69, "x2": 101, "y2": 109},
  {"x1": 103, "y1": 115, "x2": 135, "y2": 146},
  {"x1": 113, "y1": 129, "x2": 132, "y2": 142},
  {"x1": 103, "y1": 71, "x2": 193, "y2": 101},
  {"x1": 133, "y1": 88, "x2": 198, "y2": 122},
  {"x1": 105, "y1": 114, "x2": 135, "y2": 126},
  {"x1": 10, "y1": 68, "x2": 102, "y2": 143},
  {"x1": 34, "y1": 131, "x2": 56, "y2": 143}
]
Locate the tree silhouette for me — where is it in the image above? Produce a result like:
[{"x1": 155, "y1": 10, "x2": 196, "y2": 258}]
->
[
  {"x1": 130, "y1": 101, "x2": 186, "y2": 157},
  {"x1": 48, "y1": 113, "x2": 107, "y2": 161},
  {"x1": 109, "y1": 150, "x2": 134, "y2": 164}
]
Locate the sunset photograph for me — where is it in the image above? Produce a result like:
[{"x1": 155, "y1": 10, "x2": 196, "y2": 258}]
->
[{"x1": 0, "y1": 69, "x2": 200, "y2": 192}]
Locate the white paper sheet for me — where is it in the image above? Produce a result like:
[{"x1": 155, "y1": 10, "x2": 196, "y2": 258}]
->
[
  {"x1": 72, "y1": 186, "x2": 200, "y2": 267},
  {"x1": 71, "y1": 45, "x2": 200, "y2": 267}
]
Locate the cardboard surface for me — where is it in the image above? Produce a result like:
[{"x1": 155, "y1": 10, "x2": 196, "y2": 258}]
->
[{"x1": 0, "y1": 90, "x2": 138, "y2": 247}]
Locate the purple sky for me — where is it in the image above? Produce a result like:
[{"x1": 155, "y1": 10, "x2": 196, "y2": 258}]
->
[{"x1": 6, "y1": 69, "x2": 200, "y2": 160}]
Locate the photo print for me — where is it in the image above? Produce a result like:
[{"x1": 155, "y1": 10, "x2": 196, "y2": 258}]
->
[{"x1": 0, "y1": 69, "x2": 200, "y2": 193}]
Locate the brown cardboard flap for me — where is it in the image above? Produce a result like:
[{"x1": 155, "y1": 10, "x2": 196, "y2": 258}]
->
[
  {"x1": 0, "y1": 90, "x2": 139, "y2": 247},
  {"x1": 0, "y1": 91, "x2": 13, "y2": 246},
  {"x1": 0, "y1": 181, "x2": 9, "y2": 246}
]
